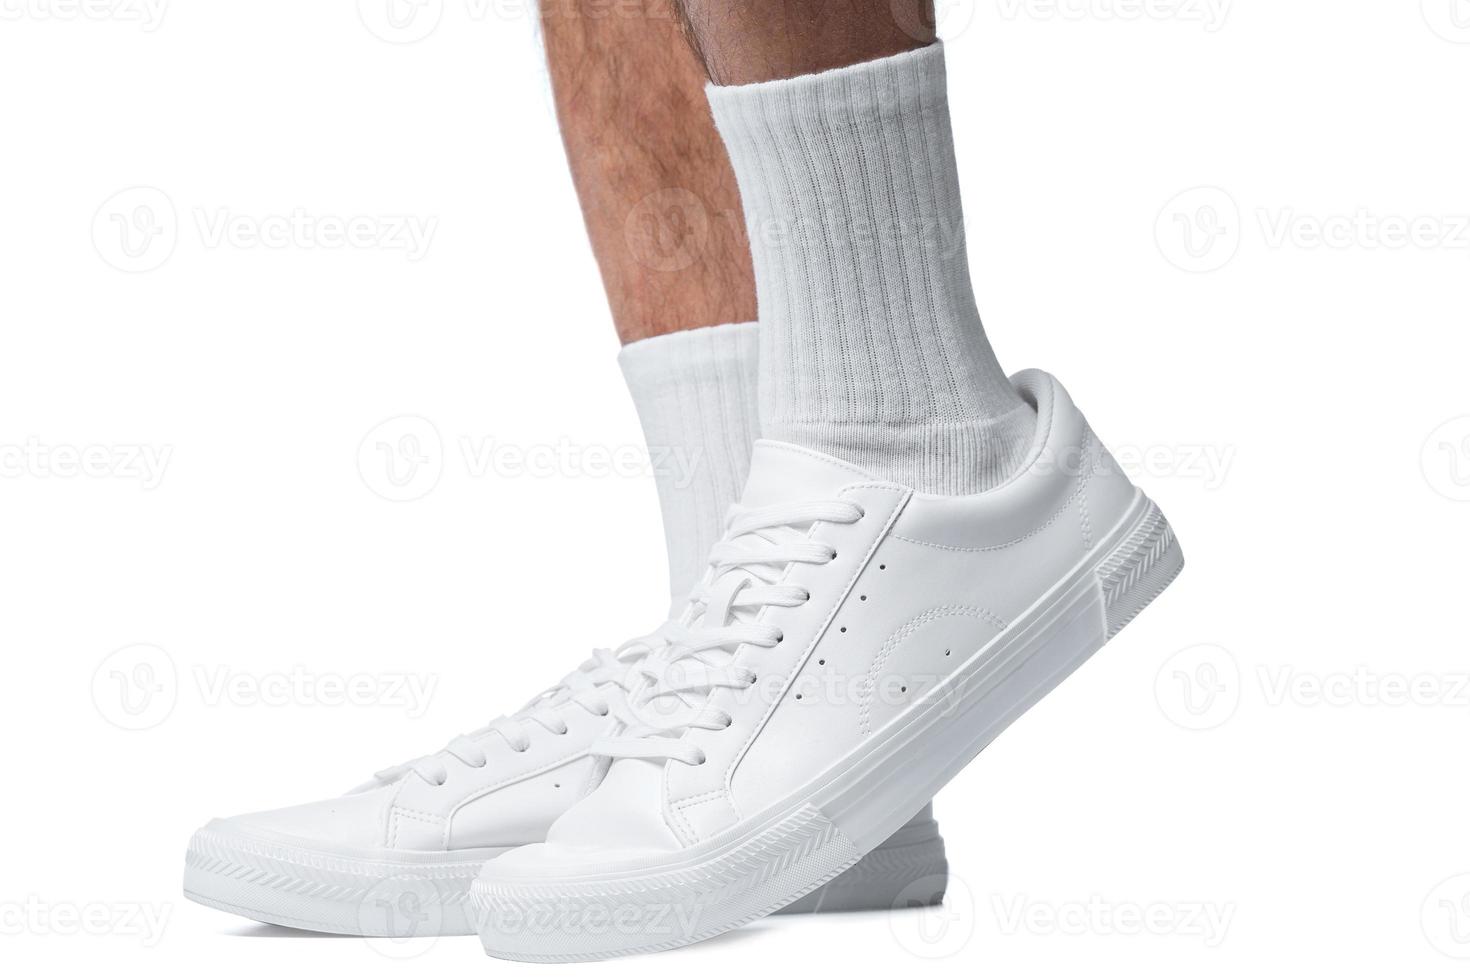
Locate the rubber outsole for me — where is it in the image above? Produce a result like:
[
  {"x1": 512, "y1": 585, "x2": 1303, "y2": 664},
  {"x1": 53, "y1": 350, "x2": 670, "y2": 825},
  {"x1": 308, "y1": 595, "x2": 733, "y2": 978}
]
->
[
  {"x1": 183, "y1": 826, "x2": 496, "y2": 937},
  {"x1": 182, "y1": 807, "x2": 946, "y2": 936},
  {"x1": 775, "y1": 806, "x2": 946, "y2": 915}
]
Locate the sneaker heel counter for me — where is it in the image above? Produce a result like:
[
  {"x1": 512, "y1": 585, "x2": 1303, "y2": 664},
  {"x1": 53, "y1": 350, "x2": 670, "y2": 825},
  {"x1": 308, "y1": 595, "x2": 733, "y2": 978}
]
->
[{"x1": 1082, "y1": 423, "x2": 1139, "y2": 543}]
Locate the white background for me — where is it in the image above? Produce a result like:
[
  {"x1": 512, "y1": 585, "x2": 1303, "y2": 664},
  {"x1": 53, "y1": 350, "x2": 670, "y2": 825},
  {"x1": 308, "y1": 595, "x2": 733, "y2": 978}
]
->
[{"x1": 3, "y1": 1, "x2": 1469, "y2": 976}]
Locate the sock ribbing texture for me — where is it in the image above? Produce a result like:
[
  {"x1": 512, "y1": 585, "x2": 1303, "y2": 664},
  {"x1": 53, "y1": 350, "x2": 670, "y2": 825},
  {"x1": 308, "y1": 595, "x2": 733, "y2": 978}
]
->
[
  {"x1": 619, "y1": 322, "x2": 760, "y2": 610},
  {"x1": 706, "y1": 43, "x2": 1034, "y2": 495}
]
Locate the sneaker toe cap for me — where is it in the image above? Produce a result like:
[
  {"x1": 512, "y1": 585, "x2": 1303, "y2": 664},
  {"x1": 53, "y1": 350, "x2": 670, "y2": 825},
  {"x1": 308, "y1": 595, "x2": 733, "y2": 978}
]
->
[{"x1": 208, "y1": 784, "x2": 398, "y2": 850}]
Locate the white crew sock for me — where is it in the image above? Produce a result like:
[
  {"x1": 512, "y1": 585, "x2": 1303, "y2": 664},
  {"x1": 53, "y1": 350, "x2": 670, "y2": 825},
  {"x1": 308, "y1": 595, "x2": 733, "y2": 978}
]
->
[
  {"x1": 706, "y1": 43, "x2": 1035, "y2": 495},
  {"x1": 619, "y1": 322, "x2": 760, "y2": 610}
]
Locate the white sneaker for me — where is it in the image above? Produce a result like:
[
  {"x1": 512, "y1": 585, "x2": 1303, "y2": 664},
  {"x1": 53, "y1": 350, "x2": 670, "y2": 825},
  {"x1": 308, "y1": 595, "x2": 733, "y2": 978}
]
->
[
  {"x1": 472, "y1": 370, "x2": 1184, "y2": 961},
  {"x1": 183, "y1": 645, "x2": 946, "y2": 936}
]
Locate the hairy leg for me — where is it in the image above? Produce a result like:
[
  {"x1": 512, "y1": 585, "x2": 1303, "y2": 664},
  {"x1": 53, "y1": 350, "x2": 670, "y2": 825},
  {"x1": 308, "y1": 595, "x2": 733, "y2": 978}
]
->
[
  {"x1": 540, "y1": 0, "x2": 755, "y2": 343},
  {"x1": 674, "y1": 0, "x2": 935, "y2": 85}
]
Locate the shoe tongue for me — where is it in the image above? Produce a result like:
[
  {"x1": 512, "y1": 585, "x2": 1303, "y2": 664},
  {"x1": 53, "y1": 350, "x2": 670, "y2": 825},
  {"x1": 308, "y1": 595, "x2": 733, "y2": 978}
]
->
[{"x1": 738, "y1": 440, "x2": 875, "y2": 509}]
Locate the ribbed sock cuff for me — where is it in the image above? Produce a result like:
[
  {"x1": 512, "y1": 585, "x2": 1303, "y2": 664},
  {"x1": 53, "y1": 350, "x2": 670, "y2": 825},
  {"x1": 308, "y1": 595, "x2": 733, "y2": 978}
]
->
[
  {"x1": 619, "y1": 323, "x2": 760, "y2": 607},
  {"x1": 707, "y1": 44, "x2": 1033, "y2": 494}
]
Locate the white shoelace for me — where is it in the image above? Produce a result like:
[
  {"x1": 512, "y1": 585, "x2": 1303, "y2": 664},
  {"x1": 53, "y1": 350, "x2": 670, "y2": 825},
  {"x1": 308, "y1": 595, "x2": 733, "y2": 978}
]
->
[
  {"x1": 593, "y1": 500, "x2": 864, "y2": 767},
  {"x1": 376, "y1": 644, "x2": 651, "y2": 787}
]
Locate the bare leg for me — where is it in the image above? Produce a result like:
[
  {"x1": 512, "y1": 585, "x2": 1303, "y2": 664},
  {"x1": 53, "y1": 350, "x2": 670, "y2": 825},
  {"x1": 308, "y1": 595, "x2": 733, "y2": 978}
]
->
[
  {"x1": 540, "y1": 0, "x2": 755, "y2": 343},
  {"x1": 674, "y1": 0, "x2": 935, "y2": 85}
]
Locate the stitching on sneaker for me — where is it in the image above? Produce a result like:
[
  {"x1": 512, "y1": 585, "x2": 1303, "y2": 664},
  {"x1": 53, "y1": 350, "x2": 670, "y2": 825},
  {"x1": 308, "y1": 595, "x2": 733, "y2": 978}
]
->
[{"x1": 857, "y1": 605, "x2": 1008, "y2": 736}]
